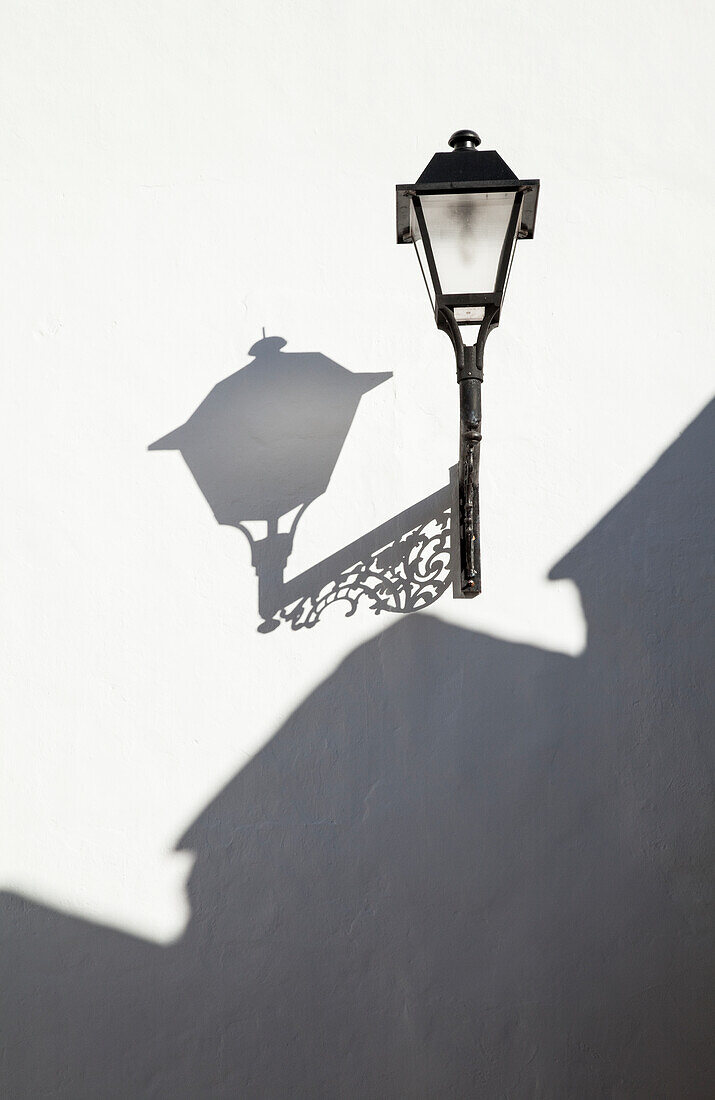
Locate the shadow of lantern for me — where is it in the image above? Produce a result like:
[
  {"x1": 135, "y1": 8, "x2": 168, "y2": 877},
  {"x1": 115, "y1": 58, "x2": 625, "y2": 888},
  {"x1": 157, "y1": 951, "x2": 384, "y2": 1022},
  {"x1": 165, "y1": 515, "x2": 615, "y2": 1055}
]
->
[{"x1": 150, "y1": 335, "x2": 390, "y2": 631}]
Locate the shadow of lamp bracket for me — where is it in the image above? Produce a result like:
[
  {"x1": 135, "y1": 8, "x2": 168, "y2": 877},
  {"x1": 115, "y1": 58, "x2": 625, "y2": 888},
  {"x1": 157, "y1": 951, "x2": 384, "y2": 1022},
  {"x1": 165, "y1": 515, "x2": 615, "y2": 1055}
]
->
[{"x1": 396, "y1": 128, "x2": 540, "y2": 596}]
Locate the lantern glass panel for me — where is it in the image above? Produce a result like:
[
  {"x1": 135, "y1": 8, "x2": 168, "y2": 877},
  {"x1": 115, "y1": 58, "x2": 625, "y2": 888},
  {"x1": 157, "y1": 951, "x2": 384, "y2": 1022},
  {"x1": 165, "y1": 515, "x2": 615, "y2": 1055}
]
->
[
  {"x1": 419, "y1": 191, "x2": 517, "y2": 295},
  {"x1": 500, "y1": 200, "x2": 523, "y2": 297},
  {"x1": 409, "y1": 201, "x2": 435, "y2": 309}
]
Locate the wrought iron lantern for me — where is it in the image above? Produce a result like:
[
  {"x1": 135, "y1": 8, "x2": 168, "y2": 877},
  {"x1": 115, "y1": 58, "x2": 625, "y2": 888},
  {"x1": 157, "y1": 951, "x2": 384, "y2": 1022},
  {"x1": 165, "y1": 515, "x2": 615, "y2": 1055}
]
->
[{"x1": 396, "y1": 129, "x2": 539, "y2": 595}]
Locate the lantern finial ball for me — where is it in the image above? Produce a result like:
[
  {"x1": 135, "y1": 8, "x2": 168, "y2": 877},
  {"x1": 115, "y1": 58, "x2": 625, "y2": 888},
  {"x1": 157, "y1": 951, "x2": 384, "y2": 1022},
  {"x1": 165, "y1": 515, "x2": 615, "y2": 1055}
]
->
[{"x1": 448, "y1": 129, "x2": 481, "y2": 151}]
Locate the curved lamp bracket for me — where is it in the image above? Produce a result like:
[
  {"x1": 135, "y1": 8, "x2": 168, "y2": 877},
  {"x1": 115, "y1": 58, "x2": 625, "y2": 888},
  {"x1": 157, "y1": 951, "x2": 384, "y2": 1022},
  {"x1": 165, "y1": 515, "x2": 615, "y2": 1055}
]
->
[{"x1": 436, "y1": 303, "x2": 500, "y2": 382}]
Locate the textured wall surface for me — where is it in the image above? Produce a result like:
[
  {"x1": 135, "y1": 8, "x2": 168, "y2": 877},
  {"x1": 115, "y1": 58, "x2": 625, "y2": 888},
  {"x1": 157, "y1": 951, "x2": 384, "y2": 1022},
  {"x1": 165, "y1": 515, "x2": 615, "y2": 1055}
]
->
[{"x1": 1, "y1": 2, "x2": 713, "y2": 1096}]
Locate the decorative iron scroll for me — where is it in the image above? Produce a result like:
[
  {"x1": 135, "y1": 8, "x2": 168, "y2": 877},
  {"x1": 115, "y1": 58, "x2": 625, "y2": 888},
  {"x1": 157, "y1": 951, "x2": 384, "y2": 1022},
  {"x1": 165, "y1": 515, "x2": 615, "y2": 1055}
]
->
[{"x1": 277, "y1": 485, "x2": 452, "y2": 631}]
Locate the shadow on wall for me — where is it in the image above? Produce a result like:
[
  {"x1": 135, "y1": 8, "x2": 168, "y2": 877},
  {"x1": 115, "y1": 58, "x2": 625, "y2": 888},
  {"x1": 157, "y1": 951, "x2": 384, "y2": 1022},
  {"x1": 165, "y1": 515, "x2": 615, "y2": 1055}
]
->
[
  {"x1": 150, "y1": 334, "x2": 447, "y2": 631},
  {"x1": 2, "y1": 403, "x2": 713, "y2": 1098},
  {"x1": 150, "y1": 335, "x2": 456, "y2": 630}
]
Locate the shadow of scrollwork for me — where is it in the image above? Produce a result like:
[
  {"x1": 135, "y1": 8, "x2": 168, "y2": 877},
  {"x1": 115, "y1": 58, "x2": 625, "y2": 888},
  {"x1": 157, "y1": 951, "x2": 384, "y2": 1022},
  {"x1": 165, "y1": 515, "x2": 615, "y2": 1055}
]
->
[{"x1": 278, "y1": 482, "x2": 453, "y2": 630}]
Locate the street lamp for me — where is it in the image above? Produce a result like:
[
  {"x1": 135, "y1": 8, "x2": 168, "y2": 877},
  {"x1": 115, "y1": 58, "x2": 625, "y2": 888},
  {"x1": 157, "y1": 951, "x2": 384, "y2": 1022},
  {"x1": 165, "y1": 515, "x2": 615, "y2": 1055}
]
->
[{"x1": 396, "y1": 129, "x2": 539, "y2": 596}]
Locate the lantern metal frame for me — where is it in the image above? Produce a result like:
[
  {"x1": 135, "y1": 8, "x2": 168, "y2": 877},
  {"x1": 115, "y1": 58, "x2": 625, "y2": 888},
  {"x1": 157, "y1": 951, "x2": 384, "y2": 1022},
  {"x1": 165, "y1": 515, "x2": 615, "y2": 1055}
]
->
[{"x1": 396, "y1": 130, "x2": 539, "y2": 596}]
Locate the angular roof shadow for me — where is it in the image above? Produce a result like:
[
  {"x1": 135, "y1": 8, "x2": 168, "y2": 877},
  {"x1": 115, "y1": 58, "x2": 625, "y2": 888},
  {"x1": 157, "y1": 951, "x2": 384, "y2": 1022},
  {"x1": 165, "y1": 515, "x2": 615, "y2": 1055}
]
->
[{"x1": 2, "y1": 402, "x2": 713, "y2": 1097}]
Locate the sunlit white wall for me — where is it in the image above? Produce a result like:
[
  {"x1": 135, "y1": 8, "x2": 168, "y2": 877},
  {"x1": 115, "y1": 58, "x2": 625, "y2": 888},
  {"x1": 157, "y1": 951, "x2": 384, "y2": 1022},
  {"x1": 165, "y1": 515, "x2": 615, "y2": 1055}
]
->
[{"x1": 1, "y1": 0, "x2": 712, "y2": 941}]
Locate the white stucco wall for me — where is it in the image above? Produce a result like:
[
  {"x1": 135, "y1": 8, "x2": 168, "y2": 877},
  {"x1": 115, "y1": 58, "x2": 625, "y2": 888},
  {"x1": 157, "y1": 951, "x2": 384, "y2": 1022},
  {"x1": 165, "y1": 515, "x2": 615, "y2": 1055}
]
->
[{"x1": 1, "y1": 2, "x2": 713, "y2": 1096}]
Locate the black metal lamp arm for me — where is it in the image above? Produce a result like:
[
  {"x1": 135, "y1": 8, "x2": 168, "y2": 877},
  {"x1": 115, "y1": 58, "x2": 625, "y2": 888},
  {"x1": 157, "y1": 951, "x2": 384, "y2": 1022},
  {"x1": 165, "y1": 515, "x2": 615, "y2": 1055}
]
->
[{"x1": 437, "y1": 304, "x2": 499, "y2": 596}]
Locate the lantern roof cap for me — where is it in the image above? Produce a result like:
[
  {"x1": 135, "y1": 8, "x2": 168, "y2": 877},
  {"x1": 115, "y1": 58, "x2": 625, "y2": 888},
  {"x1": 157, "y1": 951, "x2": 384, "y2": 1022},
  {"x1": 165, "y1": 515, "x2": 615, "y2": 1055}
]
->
[
  {"x1": 416, "y1": 129, "x2": 519, "y2": 187},
  {"x1": 396, "y1": 129, "x2": 540, "y2": 244}
]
